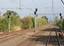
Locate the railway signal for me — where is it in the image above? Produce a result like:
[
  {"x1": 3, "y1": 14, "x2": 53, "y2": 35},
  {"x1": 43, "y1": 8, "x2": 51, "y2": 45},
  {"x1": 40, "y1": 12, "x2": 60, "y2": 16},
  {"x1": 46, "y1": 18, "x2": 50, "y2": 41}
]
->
[
  {"x1": 34, "y1": 8, "x2": 38, "y2": 32},
  {"x1": 8, "y1": 12, "x2": 11, "y2": 32},
  {"x1": 59, "y1": 13, "x2": 62, "y2": 19},
  {"x1": 34, "y1": 8, "x2": 38, "y2": 16},
  {"x1": 59, "y1": 13, "x2": 62, "y2": 30},
  {"x1": 59, "y1": 13, "x2": 63, "y2": 39}
]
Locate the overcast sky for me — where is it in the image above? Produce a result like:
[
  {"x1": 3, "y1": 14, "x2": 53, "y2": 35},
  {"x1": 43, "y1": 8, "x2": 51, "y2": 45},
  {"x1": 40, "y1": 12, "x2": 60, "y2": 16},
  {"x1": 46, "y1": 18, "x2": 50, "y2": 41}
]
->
[{"x1": 0, "y1": 0, "x2": 64, "y2": 21}]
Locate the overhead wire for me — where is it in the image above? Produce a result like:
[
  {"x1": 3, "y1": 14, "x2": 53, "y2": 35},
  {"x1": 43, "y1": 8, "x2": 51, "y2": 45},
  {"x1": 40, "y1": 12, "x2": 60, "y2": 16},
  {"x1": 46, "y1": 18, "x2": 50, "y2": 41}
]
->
[{"x1": 0, "y1": 0, "x2": 60, "y2": 15}]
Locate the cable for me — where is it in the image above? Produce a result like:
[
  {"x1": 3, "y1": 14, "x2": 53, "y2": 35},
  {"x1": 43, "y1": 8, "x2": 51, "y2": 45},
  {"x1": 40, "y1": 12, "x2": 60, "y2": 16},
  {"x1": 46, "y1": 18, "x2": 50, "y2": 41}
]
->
[{"x1": 61, "y1": 0, "x2": 64, "y2": 5}]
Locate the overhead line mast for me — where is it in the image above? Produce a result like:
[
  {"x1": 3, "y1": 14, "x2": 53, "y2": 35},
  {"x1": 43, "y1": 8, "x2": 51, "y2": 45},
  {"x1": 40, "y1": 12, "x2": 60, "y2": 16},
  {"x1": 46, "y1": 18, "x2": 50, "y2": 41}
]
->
[{"x1": 19, "y1": 0, "x2": 21, "y2": 9}]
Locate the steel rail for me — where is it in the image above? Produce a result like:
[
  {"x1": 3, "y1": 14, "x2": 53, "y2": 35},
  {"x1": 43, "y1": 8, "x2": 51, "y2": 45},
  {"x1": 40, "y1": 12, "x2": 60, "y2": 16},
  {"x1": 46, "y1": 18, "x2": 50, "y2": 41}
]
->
[
  {"x1": 46, "y1": 31, "x2": 52, "y2": 46},
  {"x1": 46, "y1": 31, "x2": 61, "y2": 46}
]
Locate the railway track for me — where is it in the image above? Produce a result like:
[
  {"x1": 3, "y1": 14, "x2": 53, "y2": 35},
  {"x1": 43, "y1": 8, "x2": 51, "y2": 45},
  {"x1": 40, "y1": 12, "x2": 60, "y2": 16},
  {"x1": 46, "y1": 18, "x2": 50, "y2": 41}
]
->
[{"x1": 46, "y1": 30, "x2": 64, "y2": 46}]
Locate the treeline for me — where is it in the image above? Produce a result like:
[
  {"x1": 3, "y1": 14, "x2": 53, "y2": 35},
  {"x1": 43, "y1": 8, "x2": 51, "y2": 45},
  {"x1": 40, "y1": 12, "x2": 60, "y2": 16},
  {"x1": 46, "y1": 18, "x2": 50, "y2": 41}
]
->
[{"x1": 0, "y1": 10, "x2": 48, "y2": 32}]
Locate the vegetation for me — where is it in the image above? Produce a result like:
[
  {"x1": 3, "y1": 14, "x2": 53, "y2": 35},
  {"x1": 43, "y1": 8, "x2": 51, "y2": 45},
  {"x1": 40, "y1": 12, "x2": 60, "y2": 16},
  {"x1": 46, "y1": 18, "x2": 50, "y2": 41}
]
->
[
  {"x1": 21, "y1": 16, "x2": 34, "y2": 29},
  {"x1": 55, "y1": 16, "x2": 64, "y2": 30},
  {"x1": 0, "y1": 10, "x2": 21, "y2": 32},
  {"x1": 0, "y1": 10, "x2": 48, "y2": 32},
  {"x1": 0, "y1": 17, "x2": 8, "y2": 32},
  {"x1": 37, "y1": 16, "x2": 48, "y2": 27}
]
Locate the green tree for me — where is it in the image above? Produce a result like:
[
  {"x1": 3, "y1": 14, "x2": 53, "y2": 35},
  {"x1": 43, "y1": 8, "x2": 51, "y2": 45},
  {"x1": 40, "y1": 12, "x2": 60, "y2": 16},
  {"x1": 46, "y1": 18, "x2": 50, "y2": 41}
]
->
[{"x1": 0, "y1": 10, "x2": 21, "y2": 32}]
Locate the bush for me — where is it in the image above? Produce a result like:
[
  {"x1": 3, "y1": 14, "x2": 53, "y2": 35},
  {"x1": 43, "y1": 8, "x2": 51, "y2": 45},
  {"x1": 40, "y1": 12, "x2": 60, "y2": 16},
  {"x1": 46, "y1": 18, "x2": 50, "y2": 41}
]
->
[
  {"x1": 0, "y1": 18, "x2": 8, "y2": 32},
  {"x1": 55, "y1": 16, "x2": 64, "y2": 30},
  {"x1": 37, "y1": 17, "x2": 48, "y2": 27},
  {"x1": 21, "y1": 16, "x2": 34, "y2": 29}
]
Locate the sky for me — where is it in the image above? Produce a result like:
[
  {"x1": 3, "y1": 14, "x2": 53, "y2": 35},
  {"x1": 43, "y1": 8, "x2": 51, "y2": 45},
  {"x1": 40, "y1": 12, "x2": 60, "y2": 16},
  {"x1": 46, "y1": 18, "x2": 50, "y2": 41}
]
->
[{"x1": 0, "y1": 0, "x2": 64, "y2": 21}]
